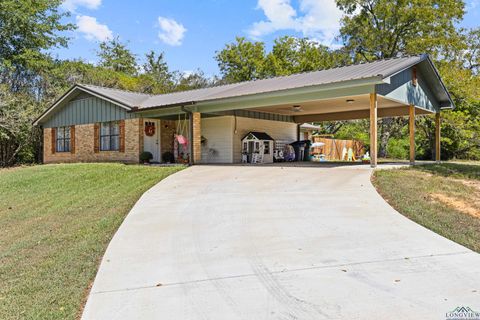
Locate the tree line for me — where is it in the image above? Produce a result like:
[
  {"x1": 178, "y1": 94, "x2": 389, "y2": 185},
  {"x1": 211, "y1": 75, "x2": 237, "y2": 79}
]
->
[{"x1": 0, "y1": 0, "x2": 479, "y2": 166}]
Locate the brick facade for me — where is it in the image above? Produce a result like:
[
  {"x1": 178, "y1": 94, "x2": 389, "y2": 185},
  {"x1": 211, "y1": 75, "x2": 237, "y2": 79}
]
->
[
  {"x1": 192, "y1": 112, "x2": 201, "y2": 164},
  {"x1": 43, "y1": 118, "x2": 143, "y2": 164},
  {"x1": 160, "y1": 120, "x2": 177, "y2": 157}
]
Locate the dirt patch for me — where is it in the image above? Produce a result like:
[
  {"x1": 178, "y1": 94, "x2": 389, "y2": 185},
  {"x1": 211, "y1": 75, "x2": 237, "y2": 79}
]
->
[
  {"x1": 430, "y1": 193, "x2": 480, "y2": 218},
  {"x1": 454, "y1": 178, "x2": 480, "y2": 192}
]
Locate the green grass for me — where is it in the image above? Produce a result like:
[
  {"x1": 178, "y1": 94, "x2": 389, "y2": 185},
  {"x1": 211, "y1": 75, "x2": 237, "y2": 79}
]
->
[
  {"x1": 414, "y1": 162, "x2": 480, "y2": 180},
  {"x1": 0, "y1": 163, "x2": 184, "y2": 320},
  {"x1": 372, "y1": 162, "x2": 480, "y2": 253}
]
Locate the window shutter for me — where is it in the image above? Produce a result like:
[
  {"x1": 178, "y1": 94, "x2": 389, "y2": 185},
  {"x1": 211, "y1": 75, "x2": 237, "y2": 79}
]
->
[
  {"x1": 70, "y1": 125, "x2": 76, "y2": 154},
  {"x1": 119, "y1": 120, "x2": 125, "y2": 152},
  {"x1": 94, "y1": 123, "x2": 100, "y2": 153},
  {"x1": 51, "y1": 128, "x2": 56, "y2": 154}
]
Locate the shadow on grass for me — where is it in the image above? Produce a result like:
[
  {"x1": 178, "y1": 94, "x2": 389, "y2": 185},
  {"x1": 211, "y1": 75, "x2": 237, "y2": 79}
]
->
[{"x1": 415, "y1": 163, "x2": 480, "y2": 181}]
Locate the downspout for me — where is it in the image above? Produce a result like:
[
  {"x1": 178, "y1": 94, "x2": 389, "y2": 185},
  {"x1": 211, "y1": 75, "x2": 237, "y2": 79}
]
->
[{"x1": 181, "y1": 106, "x2": 194, "y2": 166}]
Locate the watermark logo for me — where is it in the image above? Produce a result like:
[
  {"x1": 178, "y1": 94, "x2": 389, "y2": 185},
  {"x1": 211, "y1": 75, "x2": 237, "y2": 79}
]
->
[{"x1": 446, "y1": 307, "x2": 480, "y2": 320}]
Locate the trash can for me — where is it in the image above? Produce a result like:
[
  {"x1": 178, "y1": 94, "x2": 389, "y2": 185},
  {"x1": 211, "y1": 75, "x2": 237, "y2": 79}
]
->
[
  {"x1": 302, "y1": 140, "x2": 312, "y2": 161},
  {"x1": 290, "y1": 141, "x2": 306, "y2": 162}
]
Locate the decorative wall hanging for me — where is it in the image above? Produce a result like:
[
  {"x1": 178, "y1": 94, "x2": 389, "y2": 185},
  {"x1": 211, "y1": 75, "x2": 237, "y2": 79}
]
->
[{"x1": 145, "y1": 121, "x2": 156, "y2": 136}]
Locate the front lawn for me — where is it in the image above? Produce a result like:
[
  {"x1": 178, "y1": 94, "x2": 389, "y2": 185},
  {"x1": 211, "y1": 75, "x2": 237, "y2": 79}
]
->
[
  {"x1": 0, "y1": 163, "x2": 183, "y2": 320},
  {"x1": 372, "y1": 163, "x2": 480, "y2": 253}
]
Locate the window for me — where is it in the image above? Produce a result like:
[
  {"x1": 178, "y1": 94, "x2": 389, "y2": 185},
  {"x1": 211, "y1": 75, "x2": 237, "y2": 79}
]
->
[
  {"x1": 264, "y1": 141, "x2": 270, "y2": 154},
  {"x1": 100, "y1": 121, "x2": 120, "y2": 151},
  {"x1": 56, "y1": 126, "x2": 71, "y2": 152}
]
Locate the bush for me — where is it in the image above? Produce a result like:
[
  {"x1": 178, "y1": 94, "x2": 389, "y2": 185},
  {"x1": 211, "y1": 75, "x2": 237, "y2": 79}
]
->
[
  {"x1": 162, "y1": 151, "x2": 174, "y2": 163},
  {"x1": 386, "y1": 137, "x2": 409, "y2": 159},
  {"x1": 139, "y1": 151, "x2": 153, "y2": 162}
]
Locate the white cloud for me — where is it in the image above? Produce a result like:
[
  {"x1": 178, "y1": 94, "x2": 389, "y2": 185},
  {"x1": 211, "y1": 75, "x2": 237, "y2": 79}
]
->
[
  {"x1": 76, "y1": 15, "x2": 113, "y2": 42},
  {"x1": 62, "y1": 0, "x2": 102, "y2": 12},
  {"x1": 248, "y1": 0, "x2": 342, "y2": 46},
  {"x1": 157, "y1": 17, "x2": 187, "y2": 46}
]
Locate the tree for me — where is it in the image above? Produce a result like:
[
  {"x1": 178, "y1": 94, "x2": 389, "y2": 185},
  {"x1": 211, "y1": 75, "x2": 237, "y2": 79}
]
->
[
  {"x1": 142, "y1": 51, "x2": 173, "y2": 89},
  {"x1": 336, "y1": 0, "x2": 465, "y2": 61},
  {"x1": 215, "y1": 37, "x2": 266, "y2": 83},
  {"x1": 0, "y1": 0, "x2": 74, "y2": 166},
  {"x1": 97, "y1": 37, "x2": 138, "y2": 75},
  {"x1": 264, "y1": 36, "x2": 350, "y2": 76},
  {"x1": 173, "y1": 70, "x2": 212, "y2": 91},
  {"x1": 0, "y1": 0, "x2": 74, "y2": 92},
  {"x1": 0, "y1": 0, "x2": 74, "y2": 68},
  {"x1": 216, "y1": 36, "x2": 351, "y2": 82},
  {"x1": 0, "y1": 85, "x2": 42, "y2": 166},
  {"x1": 464, "y1": 28, "x2": 480, "y2": 74}
]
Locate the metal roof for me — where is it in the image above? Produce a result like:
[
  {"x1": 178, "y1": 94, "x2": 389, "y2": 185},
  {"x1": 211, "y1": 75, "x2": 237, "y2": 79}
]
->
[
  {"x1": 80, "y1": 55, "x2": 430, "y2": 110},
  {"x1": 34, "y1": 54, "x2": 452, "y2": 125},
  {"x1": 143, "y1": 55, "x2": 428, "y2": 108},
  {"x1": 77, "y1": 84, "x2": 152, "y2": 108}
]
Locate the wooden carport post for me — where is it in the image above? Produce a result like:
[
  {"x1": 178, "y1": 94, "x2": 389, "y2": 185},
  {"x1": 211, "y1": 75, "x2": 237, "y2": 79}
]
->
[
  {"x1": 369, "y1": 92, "x2": 378, "y2": 167},
  {"x1": 435, "y1": 112, "x2": 441, "y2": 163},
  {"x1": 409, "y1": 105, "x2": 415, "y2": 164}
]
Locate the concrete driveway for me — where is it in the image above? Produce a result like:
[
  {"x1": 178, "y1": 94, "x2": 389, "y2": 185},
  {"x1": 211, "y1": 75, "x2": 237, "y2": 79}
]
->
[{"x1": 82, "y1": 165, "x2": 480, "y2": 320}]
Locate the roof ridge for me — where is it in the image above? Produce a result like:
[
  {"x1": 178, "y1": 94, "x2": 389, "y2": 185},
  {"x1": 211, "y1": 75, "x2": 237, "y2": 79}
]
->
[{"x1": 78, "y1": 83, "x2": 154, "y2": 96}]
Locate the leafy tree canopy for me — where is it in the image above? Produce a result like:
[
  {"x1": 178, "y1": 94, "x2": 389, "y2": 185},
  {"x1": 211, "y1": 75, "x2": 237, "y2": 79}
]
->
[
  {"x1": 215, "y1": 36, "x2": 351, "y2": 82},
  {"x1": 336, "y1": 0, "x2": 465, "y2": 61},
  {"x1": 215, "y1": 37, "x2": 266, "y2": 82},
  {"x1": 0, "y1": 0, "x2": 74, "y2": 69},
  {"x1": 97, "y1": 37, "x2": 138, "y2": 75},
  {"x1": 263, "y1": 37, "x2": 351, "y2": 76}
]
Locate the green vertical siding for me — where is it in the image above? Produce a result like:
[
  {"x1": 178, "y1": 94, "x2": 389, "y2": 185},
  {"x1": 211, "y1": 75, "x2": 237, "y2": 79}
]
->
[
  {"x1": 376, "y1": 68, "x2": 439, "y2": 112},
  {"x1": 43, "y1": 95, "x2": 136, "y2": 128},
  {"x1": 214, "y1": 110, "x2": 294, "y2": 123}
]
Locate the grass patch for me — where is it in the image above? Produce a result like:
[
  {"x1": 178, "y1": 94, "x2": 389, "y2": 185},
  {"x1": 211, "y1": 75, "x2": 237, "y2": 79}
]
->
[
  {"x1": 0, "y1": 163, "x2": 184, "y2": 320},
  {"x1": 372, "y1": 162, "x2": 480, "y2": 253}
]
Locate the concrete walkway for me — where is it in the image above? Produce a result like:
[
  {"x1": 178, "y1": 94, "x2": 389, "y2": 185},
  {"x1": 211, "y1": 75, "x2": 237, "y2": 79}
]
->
[{"x1": 82, "y1": 165, "x2": 480, "y2": 320}]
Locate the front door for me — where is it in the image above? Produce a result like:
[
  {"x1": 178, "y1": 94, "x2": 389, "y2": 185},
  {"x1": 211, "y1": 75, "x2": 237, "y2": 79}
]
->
[{"x1": 143, "y1": 119, "x2": 161, "y2": 162}]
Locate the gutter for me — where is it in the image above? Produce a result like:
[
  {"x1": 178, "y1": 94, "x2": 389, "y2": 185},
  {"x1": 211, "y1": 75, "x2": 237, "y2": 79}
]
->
[{"x1": 130, "y1": 101, "x2": 196, "y2": 113}]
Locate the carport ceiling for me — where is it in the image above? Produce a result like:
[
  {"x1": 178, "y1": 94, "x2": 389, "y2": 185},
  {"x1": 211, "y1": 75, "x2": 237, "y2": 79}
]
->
[{"x1": 248, "y1": 94, "x2": 404, "y2": 116}]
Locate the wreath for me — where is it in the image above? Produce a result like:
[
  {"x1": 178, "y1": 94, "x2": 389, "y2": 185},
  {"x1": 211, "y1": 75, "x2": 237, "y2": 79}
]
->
[{"x1": 145, "y1": 122, "x2": 155, "y2": 136}]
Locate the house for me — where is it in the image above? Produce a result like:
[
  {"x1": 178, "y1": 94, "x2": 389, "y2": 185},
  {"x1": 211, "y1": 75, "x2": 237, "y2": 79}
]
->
[
  {"x1": 300, "y1": 123, "x2": 320, "y2": 141},
  {"x1": 34, "y1": 54, "x2": 453, "y2": 166}
]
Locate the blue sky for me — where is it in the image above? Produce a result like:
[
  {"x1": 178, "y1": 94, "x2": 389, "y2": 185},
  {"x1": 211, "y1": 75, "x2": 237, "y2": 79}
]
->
[{"x1": 54, "y1": 0, "x2": 480, "y2": 77}]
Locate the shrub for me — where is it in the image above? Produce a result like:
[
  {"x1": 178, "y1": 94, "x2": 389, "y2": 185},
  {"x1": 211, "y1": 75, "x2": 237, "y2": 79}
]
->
[
  {"x1": 139, "y1": 151, "x2": 153, "y2": 162},
  {"x1": 386, "y1": 137, "x2": 409, "y2": 159},
  {"x1": 162, "y1": 151, "x2": 174, "y2": 163}
]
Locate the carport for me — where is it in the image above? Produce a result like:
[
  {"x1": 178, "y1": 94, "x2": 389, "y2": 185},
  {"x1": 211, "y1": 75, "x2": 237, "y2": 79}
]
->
[{"x1": 133, "y1": 54, "x2": 453, "y2": 166}]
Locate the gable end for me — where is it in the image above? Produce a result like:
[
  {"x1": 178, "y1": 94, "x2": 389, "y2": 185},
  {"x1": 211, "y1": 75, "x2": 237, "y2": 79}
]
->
[{"x1": 40, "y1": 93, "x2": 136, "y2": 128}]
